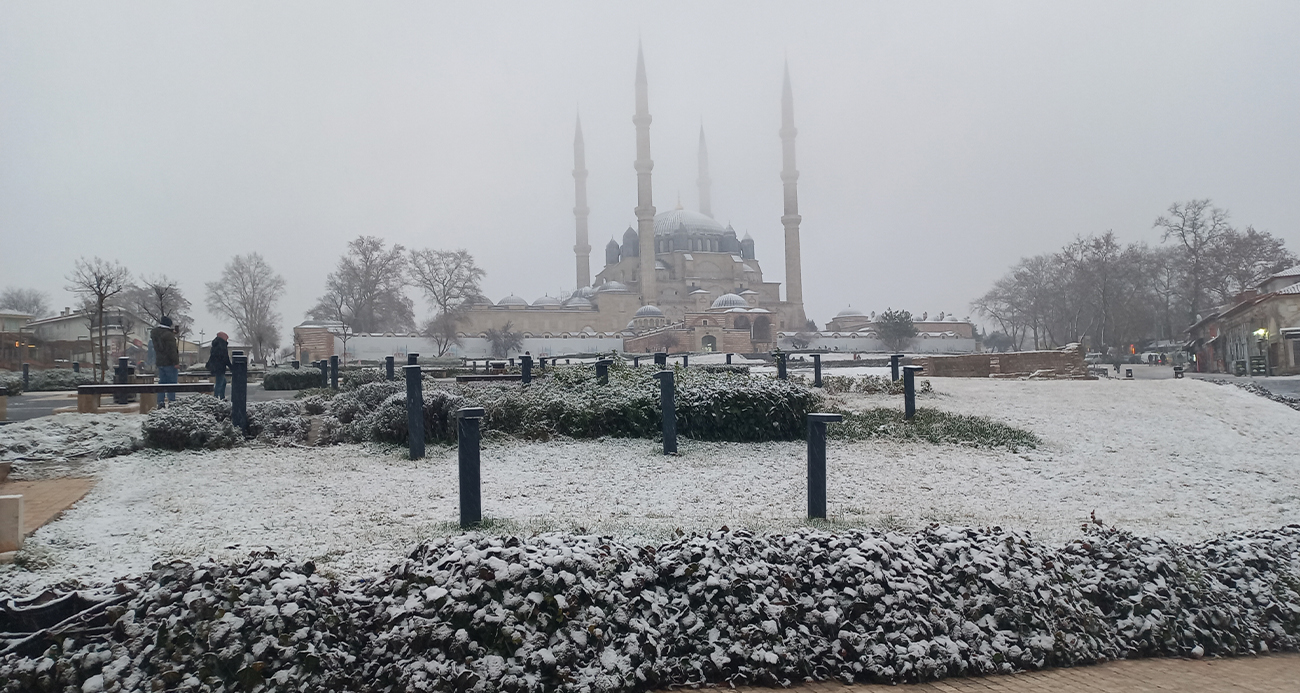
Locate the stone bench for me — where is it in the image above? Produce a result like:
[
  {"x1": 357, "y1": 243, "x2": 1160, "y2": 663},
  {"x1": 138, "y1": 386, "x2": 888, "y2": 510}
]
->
[
  {"x1": 76, "y1": 383, "x2": 218, "y2": 414},
  {"x1": 455, "y1": 374, "x2": 524, "y2": 384}
]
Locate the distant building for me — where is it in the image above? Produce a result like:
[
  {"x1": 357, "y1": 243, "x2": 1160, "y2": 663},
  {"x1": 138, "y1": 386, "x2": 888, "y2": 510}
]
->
[
  {"x1": 0, "y1": 310, "x2": 32, "y2": 334},
  {"x1": 1186, "y1": 265, "x2": 1300, "y2": 375}
]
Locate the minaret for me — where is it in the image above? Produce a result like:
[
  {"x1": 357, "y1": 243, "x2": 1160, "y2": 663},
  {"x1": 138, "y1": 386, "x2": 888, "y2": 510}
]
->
[
  {"x1": 634, "y1": 43, "x2": 657, "y2": 305},
  {"x1": 780, "y1": 61, "x2": 805, "y2": 319},
  {"x1": 697, "y1": 125, "x2": 713, "y2": 218},
  {"x1": 573, "y1": 115, "x2": 591, "y2": 290}
]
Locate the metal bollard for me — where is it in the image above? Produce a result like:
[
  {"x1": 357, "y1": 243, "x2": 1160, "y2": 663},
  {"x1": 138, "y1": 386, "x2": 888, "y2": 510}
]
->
[
  {"x1": 330, "y1": 355, "x2": 339, "y2": 390},
  {"x1": 73, "y1": 362, "x2": 80, "y2": 373},
  {"x1": 231, "y1": 352, "x2": 249, "y2": 435},
  {"x1": 539, "y1": 356, "x2": 547, "y2": 370},
  {"x1": 405, "y1": 364, "x2": 424, "y2": 460},
  {"x1": 385, "y1": 356, "x2": 395, "y2": 381},
  {"x1": 903, "y1": 365, "x2": 923, "y2": 420},
  {"x1": 595, "y1": 358, "x2": 612, "y2": 385},
  {"x1": 654, "y1": 352, "x2": 667, "y2": 367},
  {"x1": 654, "y1": 370, "x2": 677, "y2": 454},
  {"x1": 114, "y1": 357, "x2": 130, "y2": 404},
  {"x1": 890, "y1": 354, "x2": 904, "y2": 382},
  {"x1": 457, "y1": 406, "x2": 486, "y2": 528},
  {"x1": 21, "y1": 364, "x2": 29, "y2": 392},
  {"x1": 774, "y1": 351, "x2": 788, "y2": 380},
  {"x1": 812, "y1": 354, "x2": 822, "y2": 387},
  {"x1": 317, "y1": 360, "x2": 328, "y2": 388},
  {"x1": 682, "y1": 354, "x2": 689, "y2": 368},
  {"x1": 472, "y1": 360, "x2": 478, "y2": 374},
  {"x1": 632, "y1": 356, "x2": 640, "y2": 368},
  {"x1": 520, "y1": 354, "x2": 532, "y2": 385},
  {"x1": 806, "y1": 412, "x2": 843, "y2": 519},
  {"x1": 1125, "y1": 368, "x2": 1133, "y2": 379},
  {"x1": 509, "y1": 357, "x2": 515, "y2": 368},
  {"x1": 726, "y1": 353, "x2": 733, "y2": 365},
  {"x1": 408, "y1": 353, "x2": 419, "y2": 366}
]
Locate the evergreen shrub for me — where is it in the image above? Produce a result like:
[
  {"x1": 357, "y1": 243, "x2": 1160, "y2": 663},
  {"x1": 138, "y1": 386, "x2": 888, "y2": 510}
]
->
[{"x1": 262, "y1": 368, "x2": 324, "y2": 391}]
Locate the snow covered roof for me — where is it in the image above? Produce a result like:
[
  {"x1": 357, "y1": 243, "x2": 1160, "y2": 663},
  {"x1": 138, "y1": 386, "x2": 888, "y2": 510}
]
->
[{"x1": 1277, "y1": 281, "x2": 1300, "y2": 295}]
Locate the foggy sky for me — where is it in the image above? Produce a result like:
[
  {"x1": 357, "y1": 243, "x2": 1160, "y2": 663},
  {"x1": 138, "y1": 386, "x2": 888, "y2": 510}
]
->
[{"x1": 2, "y1": 1, "x2": 1298, "y2": 341}]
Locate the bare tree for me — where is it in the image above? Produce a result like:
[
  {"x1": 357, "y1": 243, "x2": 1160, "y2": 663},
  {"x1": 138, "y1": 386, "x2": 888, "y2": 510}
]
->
[
  {"x1": 206, "y1": 253, "x2": 286, "y2": 364},
  {"x1": 1154, "y1": 200, "x2": 1233, "y2": 324},
  {"x1": 125, "y1": 275, "x2": 194, "y2": 340},
  {"x1": 409, "y1": 249, "x2": 485, "y2": 315},
  {"x1": 423, "y1": 311, "x2": 465, "y2": 357},
  {"x1": 0, "y1": 287, "x2": 51, "y2": 318},
  {"x1": 1205, "y1": 226, "x2": 1297, "y2": 303},
  {"x1": 66, "y1": 257, "x2": 132, "y2": 382},
  {"x1": 485, "y1": 321, "x2": 524, "y2": 359},
  {"x1": 309, "y1": 236, "x2": 413, "y2": 334}
]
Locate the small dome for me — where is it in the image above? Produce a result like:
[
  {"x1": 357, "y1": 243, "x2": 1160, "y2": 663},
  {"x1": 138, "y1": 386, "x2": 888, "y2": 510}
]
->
[
  {"x1": 634, "y1": 305, "x2": 664, "y2": 318},
  {"x1": 947, "y1": 315, "x2": 959, "y2": 322},
  {"x1": 471, "y1": 295, "x2": 494, "y2": 306},
  {"x1": 836, "y1": 306, "x2": 866, "y2": 318},
  {"x1": 533, "y1": 296, "x2": 561, "y2": 306},
  {"x1": 597, "y1": 281, "x2": 630, "y2": 292},
  {"x1": 622, "y1": 227, "x2": 638, "y2": 244},
  {"x1": 570, "y1": 286, "x2": 595, "y2": 300},
  {"x1": 710, "y1": 293, "x2": 747, "y2": 310},
  {"x1": 498, "y1": 294, "x2": 527, "y2": 306},
  {"x1": 564, "y1": 296, "x2": 592, "y2": 308}
]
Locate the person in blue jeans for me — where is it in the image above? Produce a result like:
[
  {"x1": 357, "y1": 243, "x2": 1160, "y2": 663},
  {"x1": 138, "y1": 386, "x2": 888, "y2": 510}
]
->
[
  {"x1": 150, "y1": 316, "x2": 181, "y2": 406},
  {"x1": 206, "y1": 331, "x2": 231, "y2": 399}
]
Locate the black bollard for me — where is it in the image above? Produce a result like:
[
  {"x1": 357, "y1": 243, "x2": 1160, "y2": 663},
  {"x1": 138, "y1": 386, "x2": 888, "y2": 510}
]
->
[
  {"x1": 231, "y1": 351, "x2": 249, "y2": 435},
  {"x1": 456, "y1": 406, "x2": 486, "y2": 528},
  {"x1": 682, "y1": 354, "x2": 689, "y2": 368},
  {"x1": 404, "y1": 364, "x2": 424, "y2": 460},
  {"x1": 21, "y1": 363, "x2": 30, "y2": 392},
  {"x1": 520, "y1": 354, "x2": 532, "y2": 385},
  {"x1": 595, "y1": 358, "x2": 612, "y2": 385},
  {"x1": 775, "y1": 351, "x2": 788, "y2": 380},
  {"x1": 385, "y1": 356, "x2": 395, "y2": 381},
  {"x1": 509, "y1": 357, "x2": 515, "y2": 368},
  {"x1": 472, "y1": 360, "x2": 478, "y2": 374},
  {"x1": 726, "y1": 353, "x2": 733, "y2": 365},
  {"x1": 632, "y1": 356, "x2": 640, "y2": 368},
  {"x1": 806, "y1": 412, "x2": 843, "y2": 519},
  {"x1": 408, "y1": 353, "x2": 419, "y2": 366},
  {"x1": 903, "y1": 365, "x2": 923, "y2": 420},
  {"x1": 317, "y1": 360, "x2": 328, "y2": 388},
  {"x1": 813, "y1": 353, "x2": 822, "y2": 387},
  {"x1": 654, "y1": 352, "x2": 667, "y2": 367},
  {"x1": 114, "y1": 357, "x2": 129, "y2": 404},
  {"x1": 890, "y1": 354, "x2": 904, "y2": 382},
  {"x1": 73, "y1": 362, "x2": 80, "y2": 373},
  {"x1": 654, "y1": 369, "x2": 677, "y2": 454},
  {"x1": 329, "y1": 355, "x2": 339, "y2": 390},
  {"x1": 291, "y1": 360, "x2": 300, "y2": 370}
]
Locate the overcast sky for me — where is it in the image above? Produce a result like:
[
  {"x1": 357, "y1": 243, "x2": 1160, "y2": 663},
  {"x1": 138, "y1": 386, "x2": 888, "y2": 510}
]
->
[{"x1": 2, "y1": 1, "x2": 1298, "y2": 340}]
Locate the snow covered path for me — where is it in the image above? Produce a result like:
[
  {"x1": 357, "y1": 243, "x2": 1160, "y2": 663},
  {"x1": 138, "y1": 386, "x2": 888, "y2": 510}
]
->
[{"x1": 3, "y1": 376, "x2": 1298, "y2": 592}]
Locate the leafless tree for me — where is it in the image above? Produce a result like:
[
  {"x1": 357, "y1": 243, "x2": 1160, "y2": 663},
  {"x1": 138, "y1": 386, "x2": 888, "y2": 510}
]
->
[
  {"x1": 205, "y1": 253, "x2": 285, "y2": 364},
  {"x1": 66, "y1": 257, "x2": 132, "y2": 382},
  {"x1": 423, "y1": 311, "x2": 465, "y2": 357},
  {"x1": 1205, "y1": 225, "x2": 1297, "y2": 303},
  {"x1": 0, "y1": 287, "x2": 51, "y2": 318},
  {"x1": 125, "y1": 275, "x2": 194, "y2": 340},
  {"x1": 309, "y1": 236, "x2": 413, "y2": 334},
  {"x1": 1154, "y1": 200, "x2": 1233, "y2": 324},
  {"x1": 409, "y1": 249, "x2": 485, "y2": 315}
]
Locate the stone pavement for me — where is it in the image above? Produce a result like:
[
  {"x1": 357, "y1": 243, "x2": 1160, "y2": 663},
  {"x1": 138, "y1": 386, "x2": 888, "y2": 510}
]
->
[
  {"x1": 0, "y1": 477, "x2": 97, "y2": 535},
  {"x1": 729, "y1": 654, "x2": 1300, "y2": 692}
]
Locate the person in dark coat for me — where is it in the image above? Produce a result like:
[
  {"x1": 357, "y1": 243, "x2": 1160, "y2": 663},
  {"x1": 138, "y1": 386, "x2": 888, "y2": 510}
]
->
[
  {"x1": 206, "y1": 331, "x2": 232, "y2": 400},
  {"x1": 150, "y1": 317, "x2": 181, "y2": 407}
]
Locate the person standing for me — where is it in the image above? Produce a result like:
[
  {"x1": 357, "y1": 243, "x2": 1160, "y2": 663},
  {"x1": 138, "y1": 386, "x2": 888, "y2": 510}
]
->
[
  {"x1": 206, "y1": 331, "x2": 232, "y2": 400},
  {"x1": 151, "y1": 316, "x2": 181, "y2": 407}
]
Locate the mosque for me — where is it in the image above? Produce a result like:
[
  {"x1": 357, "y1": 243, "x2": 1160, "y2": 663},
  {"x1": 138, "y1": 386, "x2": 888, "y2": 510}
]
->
[{"x1": 455, "y1": 47, "x2": 809, "y2": 353}]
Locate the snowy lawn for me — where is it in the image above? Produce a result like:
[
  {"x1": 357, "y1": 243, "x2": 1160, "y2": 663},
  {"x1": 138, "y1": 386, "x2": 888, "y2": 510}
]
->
[{"x1": 2, "y1": 376, "x2": 1298, "y2": 593}]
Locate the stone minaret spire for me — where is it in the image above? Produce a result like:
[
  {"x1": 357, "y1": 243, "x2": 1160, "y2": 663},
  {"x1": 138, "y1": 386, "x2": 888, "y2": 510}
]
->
[
  {"x1": 573, "y1": 114, "x2": 591, "y2": 290},
  {"x1": 634, "y1": 43, "x2": 657, "y2": 305},
  {"x1": 697, "y1": 125, "x2": 713, "y2": 218},
  {"x1": 780, "y1": 61, "x2": 805, "y2": 315}
]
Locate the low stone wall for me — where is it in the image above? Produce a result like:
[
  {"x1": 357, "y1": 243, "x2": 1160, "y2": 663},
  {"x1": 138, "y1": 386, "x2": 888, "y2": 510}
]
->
[{"x1": 912, "y1": 345, "x2": 1089, "y2": 379}]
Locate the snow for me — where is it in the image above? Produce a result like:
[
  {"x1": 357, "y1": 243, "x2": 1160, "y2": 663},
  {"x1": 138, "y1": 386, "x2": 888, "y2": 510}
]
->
[
  {"x1": 2, "y1": 376, "x2": 1298, "y2": 594},
  {"x1": 0, "y1": 413, "x2": 143, "y2": 479}
]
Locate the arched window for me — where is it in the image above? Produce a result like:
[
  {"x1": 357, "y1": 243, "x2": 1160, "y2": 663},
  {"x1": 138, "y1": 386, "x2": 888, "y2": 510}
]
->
[
  {"x1": 701, "y1": 335, "x2": 717, "y2": 351},
  {"x1": 733, "y1": 315, "x2": 751, "y2": 331}
]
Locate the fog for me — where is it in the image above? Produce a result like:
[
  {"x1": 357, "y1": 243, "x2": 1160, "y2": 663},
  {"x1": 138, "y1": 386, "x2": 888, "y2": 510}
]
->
[{"x1": 2, "y1": 1, "x2": 1298, "y2": 339}]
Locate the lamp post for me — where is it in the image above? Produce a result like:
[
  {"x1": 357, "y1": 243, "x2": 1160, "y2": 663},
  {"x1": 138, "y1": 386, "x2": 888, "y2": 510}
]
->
[{"x1": 1254, "y1": 327, "x2": 1270, "y2": 377}]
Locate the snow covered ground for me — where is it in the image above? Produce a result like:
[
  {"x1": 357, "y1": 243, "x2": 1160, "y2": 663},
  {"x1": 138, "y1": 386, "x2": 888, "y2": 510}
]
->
[
  {"x1": 2, "y1": 376, "x2": 1298, "y2": 593},
  {"x1": 0, "y1": 413, "x2": 142, "y2": 478}
]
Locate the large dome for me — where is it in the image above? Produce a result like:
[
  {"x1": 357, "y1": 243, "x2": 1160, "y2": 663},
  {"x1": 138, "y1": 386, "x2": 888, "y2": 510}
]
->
[
  {"x1": 653, "y1": 208, "x2": 727, "y2": 237},
  {"x1": 498, "y1": 295, "x2": 527, "y2": 306},
  {"x1": 836, "y1": 307, "x2": 866, "y2": 318},
  {"x1": 634, "y1": 304, "x2": 664, "y2": 318}
]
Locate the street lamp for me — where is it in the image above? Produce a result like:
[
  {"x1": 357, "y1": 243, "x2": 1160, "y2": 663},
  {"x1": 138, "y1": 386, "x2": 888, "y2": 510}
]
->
[{"x1": 1254, "y1": 327, "x2": 1270, "y2": 377}]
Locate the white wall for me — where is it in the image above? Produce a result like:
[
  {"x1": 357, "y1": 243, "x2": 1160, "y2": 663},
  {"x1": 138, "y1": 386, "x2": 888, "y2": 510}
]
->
[
  {"x1": 335, "y1": 334, "x2": 625, "y2": 361},
  {"x1": 778, "y1": 333, "x2": 979, "y2": 354}
]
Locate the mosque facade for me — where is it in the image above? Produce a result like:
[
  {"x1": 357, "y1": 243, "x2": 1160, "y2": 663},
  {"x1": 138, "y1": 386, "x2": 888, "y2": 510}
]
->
[{"x1": 455, "y1": 47, "x2": 808, "y2": 353}]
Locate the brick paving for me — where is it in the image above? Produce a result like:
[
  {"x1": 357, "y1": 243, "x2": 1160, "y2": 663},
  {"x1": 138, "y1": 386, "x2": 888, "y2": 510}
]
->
[
  {"x1": 0, "y1": 477, "x2": 97, "y2": 535},
  {"x1": 725, "y1": 654, "x2": 1300, "y2": 692}
]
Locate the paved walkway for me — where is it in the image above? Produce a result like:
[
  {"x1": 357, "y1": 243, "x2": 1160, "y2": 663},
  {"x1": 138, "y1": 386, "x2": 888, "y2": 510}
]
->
[
  {"x1": 0, "y1": 477, "x2": 97, "y2": 535},
  {"x1": 729, "y1": 654, "x2": 1300, "y2": 692}
]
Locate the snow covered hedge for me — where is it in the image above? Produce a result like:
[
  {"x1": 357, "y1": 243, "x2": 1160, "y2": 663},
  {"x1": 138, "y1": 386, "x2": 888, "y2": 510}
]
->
[
  {"x1": 141, "y1": 397, "x2": 309, "y2": 450},
  {"x1": 834, "y1": 408, "x2": 1041, "y2": 450},
  {"x1": 2, "y1": 524, "x2": 1297, "y2": 692},
  {"x1": 800, "y1": 374, "x2": 933, "y2": 396},
  {"x1": 262, "y1": 368, "x2": 324, "y2": 391},
  {"x1": 0, "y1": 372, "x2": 20, "y2": 396}
]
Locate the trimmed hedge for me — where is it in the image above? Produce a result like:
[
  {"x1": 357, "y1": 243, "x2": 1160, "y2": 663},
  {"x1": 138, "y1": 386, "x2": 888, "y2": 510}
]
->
[{"x1": 262, "y1": 367, "x2": 325, "y2": 391}]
